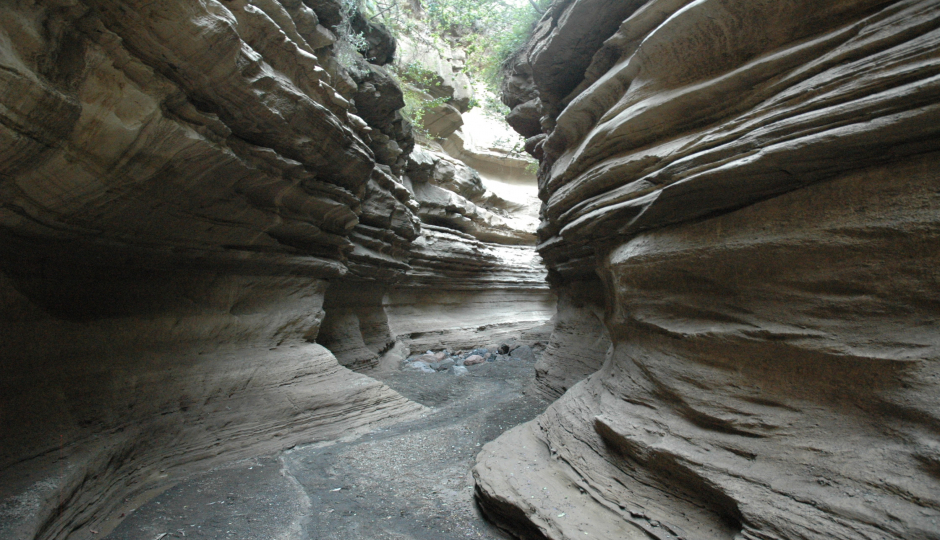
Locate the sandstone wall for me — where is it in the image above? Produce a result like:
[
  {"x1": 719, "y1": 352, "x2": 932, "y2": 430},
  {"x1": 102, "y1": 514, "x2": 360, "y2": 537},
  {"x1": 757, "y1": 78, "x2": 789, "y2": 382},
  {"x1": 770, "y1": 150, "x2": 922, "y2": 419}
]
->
[
  {"x1": 477, "y1": 1, "x2": 940, "y2": 539},
  {"x1": 0, "y1": 261, "x2": 425, "y2": 540},
  {"x1": 0, "y1": 1, "x2": 548, "y2": 538}
]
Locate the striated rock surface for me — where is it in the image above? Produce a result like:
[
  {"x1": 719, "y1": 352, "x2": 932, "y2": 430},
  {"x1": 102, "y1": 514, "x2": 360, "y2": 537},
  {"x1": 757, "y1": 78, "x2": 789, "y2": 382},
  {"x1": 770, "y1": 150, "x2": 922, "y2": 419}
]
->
[
  {"x1": 0, "y1": 265, "x2": 425, "y2": 540},
  {"x1": 404, "y1": 146, "x2": 537, "y2": 245},
  {"x1": 0, "y1": 1, "x2": 548, "y2": 539},
  {"x1": 383, "y1": 222, "x2": 553, "y2": 353},
  {"x1": 530, "y1": 279, "x2": 609, "y2": 401},
  {"x1": 477, "y1": 1, "x2": 940, "y2": 539}
]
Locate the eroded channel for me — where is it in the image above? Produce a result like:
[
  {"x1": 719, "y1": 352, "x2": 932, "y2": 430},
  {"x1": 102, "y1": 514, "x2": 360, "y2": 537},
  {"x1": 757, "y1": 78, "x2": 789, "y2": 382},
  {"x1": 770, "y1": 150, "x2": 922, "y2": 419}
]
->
[{"x1": 106, "y1": 343, "x2": 549, "y2": 540}]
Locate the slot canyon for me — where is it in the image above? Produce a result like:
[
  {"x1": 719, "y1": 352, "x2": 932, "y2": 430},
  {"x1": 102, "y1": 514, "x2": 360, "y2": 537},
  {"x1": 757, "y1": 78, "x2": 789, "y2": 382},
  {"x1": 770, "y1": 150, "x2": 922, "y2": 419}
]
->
[{"x1": 1, "y1": 1, "x2": 938, "y2": 539}]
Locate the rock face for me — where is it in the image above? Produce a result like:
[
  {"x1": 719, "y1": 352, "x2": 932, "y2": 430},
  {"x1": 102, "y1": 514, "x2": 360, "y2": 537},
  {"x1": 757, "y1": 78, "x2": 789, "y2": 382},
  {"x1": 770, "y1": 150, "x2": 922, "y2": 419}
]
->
[
  {"x1": 396, "y1": 34, "x2": 474, "y2": 112},
  {"x1": 388, "y1": 224, "x2": 554, "y2": 352},
  {"x1": 0, "y1": 1, "x2": 549, "y2": 539},
  {"x1": 530, "y1": 279, "x2": 609, "y2": 400},
  {"x1": 476, "y1": 1, "x2": 940, "y2": 539},
  {"x1": 404, "y1": 147, "x2": 536, "y2": 245},
  {"x1": 396, "y1": 33, "x2": 474, "y2": 140}
]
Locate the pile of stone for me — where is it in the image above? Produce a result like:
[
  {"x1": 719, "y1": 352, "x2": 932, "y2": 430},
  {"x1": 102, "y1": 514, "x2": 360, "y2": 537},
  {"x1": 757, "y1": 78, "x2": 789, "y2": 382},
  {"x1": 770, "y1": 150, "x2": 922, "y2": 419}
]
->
[{"x1": 403, "y1": 343, "x2": 537, "y2": 375}]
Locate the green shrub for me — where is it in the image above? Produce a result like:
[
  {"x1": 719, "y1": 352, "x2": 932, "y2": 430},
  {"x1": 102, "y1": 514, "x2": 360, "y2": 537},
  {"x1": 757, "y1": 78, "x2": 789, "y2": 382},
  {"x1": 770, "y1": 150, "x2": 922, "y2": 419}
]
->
[
  {"x1": 388, "y1": 64, "x2": 450, "y2": 140},
  {"x1": 422, "y1": 0, "x2": 551, "y2": 86},
  {"x1": 363, "y1": 0, "x2": 551, "y2": 92},
  {"x1": 396, "y1": 62, "x2": 444, "y2": 92},
  {"x1": 335, "y1": 0, "x2": 370, "y2": 65}
]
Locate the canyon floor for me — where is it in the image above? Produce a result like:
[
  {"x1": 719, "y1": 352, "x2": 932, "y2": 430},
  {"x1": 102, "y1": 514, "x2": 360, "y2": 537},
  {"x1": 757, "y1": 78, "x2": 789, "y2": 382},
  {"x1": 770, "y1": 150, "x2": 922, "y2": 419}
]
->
[{"x1": 105, "y1": 353, "x2": 549, "y2": 540}]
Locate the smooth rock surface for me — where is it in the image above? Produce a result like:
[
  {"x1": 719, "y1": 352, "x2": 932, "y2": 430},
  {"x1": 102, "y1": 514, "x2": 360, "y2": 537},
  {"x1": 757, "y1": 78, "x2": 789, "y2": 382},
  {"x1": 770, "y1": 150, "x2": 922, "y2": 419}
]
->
[
  {"x1": 0, "y1": 269, "x2": 424, "y2": 540},
  {"x1": 478, "y1": 1, "x2": 940, "y2": 539},
  {"x1": 0, "y1": 1, "x2": 550, "y2": 539},
  {"x1": 531, "y1": 279, "x2": 610, "y2": 400}
]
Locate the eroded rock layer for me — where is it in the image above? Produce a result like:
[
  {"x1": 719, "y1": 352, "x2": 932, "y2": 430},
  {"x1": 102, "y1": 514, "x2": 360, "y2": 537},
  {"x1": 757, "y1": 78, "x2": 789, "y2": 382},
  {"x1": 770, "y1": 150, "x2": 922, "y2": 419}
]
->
[
  {"x1": 477, "y1": 1, "x2": 940, "y2": 539},
  {"x1": 0, "y1": 1, "x2": 548, "y2": 539},
  {"x1": 0, "y1": 262, "x2": 425, "y2": 540}
]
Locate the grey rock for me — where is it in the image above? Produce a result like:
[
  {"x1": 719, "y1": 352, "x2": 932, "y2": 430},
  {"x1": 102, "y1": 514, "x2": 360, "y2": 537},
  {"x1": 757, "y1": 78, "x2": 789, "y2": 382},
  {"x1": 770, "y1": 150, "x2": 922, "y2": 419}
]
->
[
  {"x1": 506, "y1": 99, "x2": 542, "y2": 138},
  {"x1": 407, "y1": 361, "x2": 431, "y2": 370},
  {"x1": 351, "y1": 12, "x2": 396, "y2": 66},
  {"x1": 478, "y1": 1, "x2": 940, "y2": 540},
  {"x1": 438, "y1": 359, "x2": 455, "y2": 371},
  {"x1": 509, "y1": 345, "x2": 535, "y2": 362}
]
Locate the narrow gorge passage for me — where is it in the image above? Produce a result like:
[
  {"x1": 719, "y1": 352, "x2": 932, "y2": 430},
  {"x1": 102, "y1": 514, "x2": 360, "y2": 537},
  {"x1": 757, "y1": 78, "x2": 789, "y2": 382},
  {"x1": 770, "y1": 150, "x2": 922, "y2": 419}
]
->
[
  {"x1": 0, "y1": 1, "x2": 561, "y2": 536},
  {"x1": 3, "y1": 1, "x2": 940, "y2": 540}
]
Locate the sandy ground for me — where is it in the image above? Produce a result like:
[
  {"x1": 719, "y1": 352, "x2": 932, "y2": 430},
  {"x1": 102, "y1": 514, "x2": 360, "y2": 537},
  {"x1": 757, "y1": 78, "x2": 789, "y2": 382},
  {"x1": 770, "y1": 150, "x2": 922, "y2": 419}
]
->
[{"x1": 106, "y1": 356, "x2": 549, "y2": 540}]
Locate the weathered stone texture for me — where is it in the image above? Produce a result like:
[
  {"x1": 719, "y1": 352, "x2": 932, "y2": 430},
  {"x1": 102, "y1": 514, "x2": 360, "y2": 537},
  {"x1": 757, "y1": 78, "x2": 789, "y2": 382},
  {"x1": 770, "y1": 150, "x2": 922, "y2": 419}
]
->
[
  {"x1": 0, "y1": 1, "x2": 547, "y2": 539},
  {"x1": 531, "y1": 279, "x2": 609, "y2": 400},
  {"x1": 479, "y1": 1, "x2": 940, "y2": 539},
  {"x1": 0, "y1": 264, "x2": 424, "y2": 540}
]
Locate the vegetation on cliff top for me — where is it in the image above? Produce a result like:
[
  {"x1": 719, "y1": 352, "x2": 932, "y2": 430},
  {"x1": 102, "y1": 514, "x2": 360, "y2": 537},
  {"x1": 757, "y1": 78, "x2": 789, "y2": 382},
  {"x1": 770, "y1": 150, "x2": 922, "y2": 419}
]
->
[{"x1": 360, "y1": 0, "x2": 549, "y2": 86}]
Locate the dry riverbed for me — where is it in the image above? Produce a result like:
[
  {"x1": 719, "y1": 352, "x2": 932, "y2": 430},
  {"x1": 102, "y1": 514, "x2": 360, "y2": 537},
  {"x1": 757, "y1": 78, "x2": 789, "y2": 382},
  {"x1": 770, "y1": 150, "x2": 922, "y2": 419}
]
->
[{"x1": 106, "y1": 345, "x2": 550, "y2": 540}]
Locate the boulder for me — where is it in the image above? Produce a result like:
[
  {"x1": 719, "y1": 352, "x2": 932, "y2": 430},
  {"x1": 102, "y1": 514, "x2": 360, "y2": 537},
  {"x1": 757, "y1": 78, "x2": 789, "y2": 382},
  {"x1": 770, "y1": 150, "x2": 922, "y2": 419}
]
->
[
  {"x1": 508, "y1": 345, "x2": 535, "y2": 362},
  {"x1": 438, "y1": 359, "x2": 455, "y2": 371},
  {"x1": 351, "y1": 12, "x2": 396, "y2": 65},
  {"x1": 505, "y1": 99, "x2": 542, "y2": 138},
  {"x1": 463, "y1": 355, "x2": 485, "y2": 366}
]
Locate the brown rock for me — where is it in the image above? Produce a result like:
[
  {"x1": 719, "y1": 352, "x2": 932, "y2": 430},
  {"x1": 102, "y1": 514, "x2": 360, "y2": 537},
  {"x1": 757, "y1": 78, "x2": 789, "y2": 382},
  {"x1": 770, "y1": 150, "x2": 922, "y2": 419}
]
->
[
  {"x1": 463, "y1": 355, "x2": 485, "y2": 366},
  {"x1": 0, "y1": 2, "x2": 551, "y2": 538},
  {"x1": 480, "y1": 1, "x2": 940, "y2": 539}
]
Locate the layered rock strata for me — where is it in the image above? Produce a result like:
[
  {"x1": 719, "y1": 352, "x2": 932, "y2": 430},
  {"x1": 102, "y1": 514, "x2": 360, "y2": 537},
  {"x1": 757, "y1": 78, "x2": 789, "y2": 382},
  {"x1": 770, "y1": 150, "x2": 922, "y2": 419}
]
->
[
  {"x1": 530, "y1": 279, "x2": 609, "y2": 401},
  {"x1": 0, "y1": 267, "x2": 423, "y2": 540},
  {"x1": 404, "y1": 146, "x2": 536, "y2": 245},
  {"x1": 477, "y1": 1, "x2": 940, "y2": 539},
  {"x1": 0, "y1": 1, "x2": 548, "y2": 539},
  {"x1": 388, "y1": 224, "x2": 554, "y2": 352}
]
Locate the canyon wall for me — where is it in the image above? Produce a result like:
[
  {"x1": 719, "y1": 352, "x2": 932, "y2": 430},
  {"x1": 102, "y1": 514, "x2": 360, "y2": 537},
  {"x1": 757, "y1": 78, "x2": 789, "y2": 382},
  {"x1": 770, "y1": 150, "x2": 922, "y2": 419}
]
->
[
  {"x1": 0, "y1": 1, "x2": 548, "y2": 539},
  {"x1": 477, "y1": 1, "x2": 940, "y2": 539}
]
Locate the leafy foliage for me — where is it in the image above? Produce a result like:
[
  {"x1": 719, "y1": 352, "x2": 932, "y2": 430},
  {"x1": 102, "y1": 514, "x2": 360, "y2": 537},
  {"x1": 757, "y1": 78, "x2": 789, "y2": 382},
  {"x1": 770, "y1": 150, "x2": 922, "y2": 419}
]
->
[
  {"x1": 480, "y1": 92, "x2": 510, "y2": 118},
  {"x1": 389, "y1": 62, "x2": 450, "y2": 139},
  {"x1": 362, "y1": 0, "x2": 550, "y2": 90},
  {"x1": 402, "y1": 91, "x2": 450, "y2": 138},
  {"x1": 396, "y1": 62, "x2": 444, "y2": 90},
  {"x1": 424, "y1": 0, "x2": 550, "y2": 85},
  {"x1": 335, "y1": 0, "x2": 370, "y2": 65}
]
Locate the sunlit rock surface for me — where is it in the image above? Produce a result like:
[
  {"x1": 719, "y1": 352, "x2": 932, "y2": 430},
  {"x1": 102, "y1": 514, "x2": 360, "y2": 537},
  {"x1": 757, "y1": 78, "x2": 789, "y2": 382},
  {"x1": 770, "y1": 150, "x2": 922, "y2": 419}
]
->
[
  {"x1": 0, "y1": 1, "x2": 548, "y2": 539},
  {"x1": 404, "y1": 146, "x2": 536, "y2": 245},
  {"x1": 395, "y1": 33, "x2": 474, "y2": 139},
  {"x1": 476, "y1": 1, "x2": 940, "y2": 539}
]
